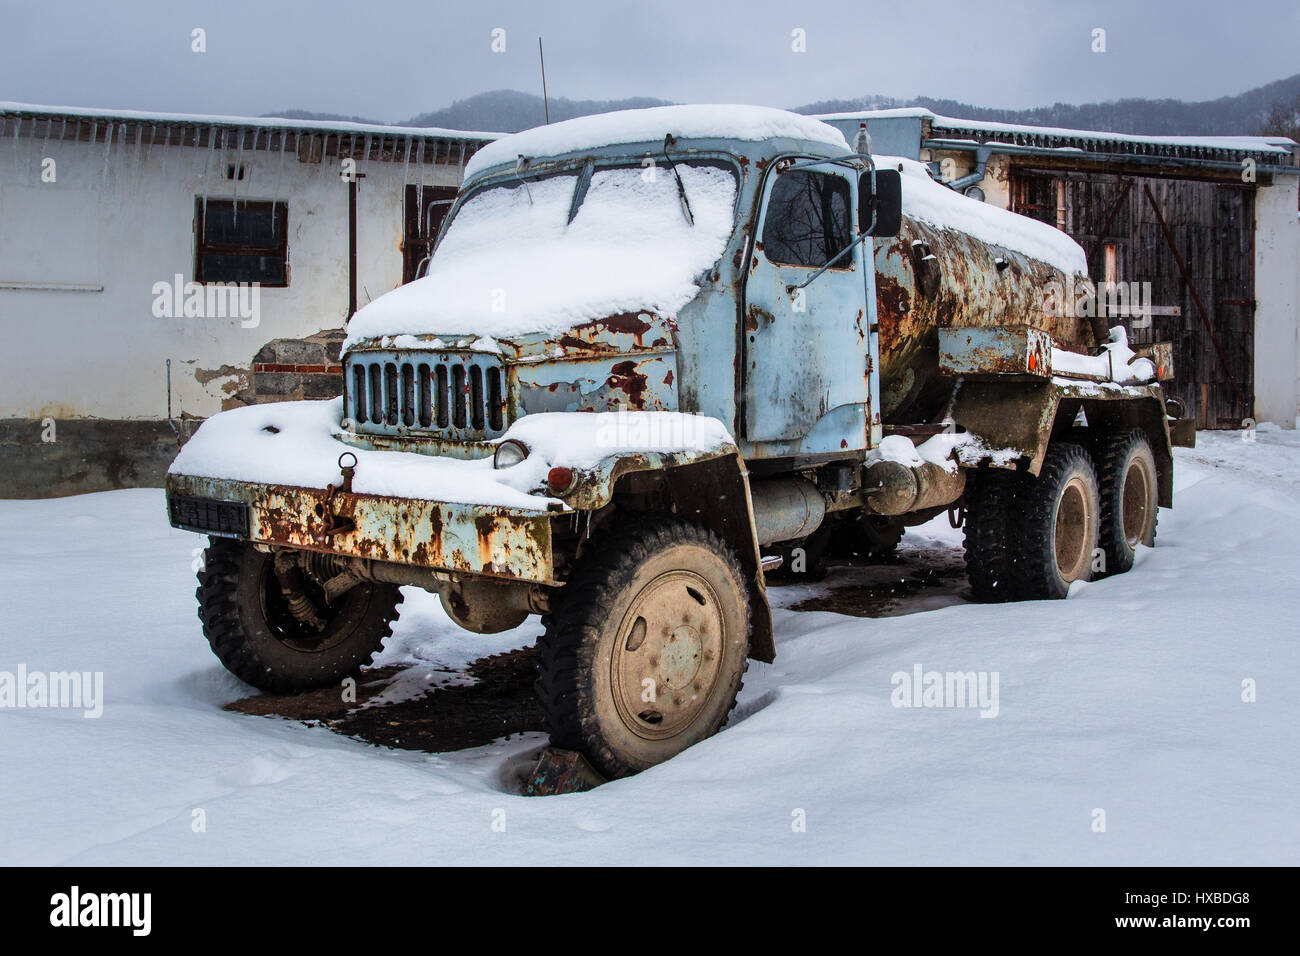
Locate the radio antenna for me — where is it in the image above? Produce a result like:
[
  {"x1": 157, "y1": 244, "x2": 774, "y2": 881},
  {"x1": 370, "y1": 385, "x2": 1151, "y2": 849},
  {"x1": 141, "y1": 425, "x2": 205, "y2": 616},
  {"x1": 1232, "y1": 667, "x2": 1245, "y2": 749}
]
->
[{"x1": 538, "y1": 37, "x2": 550, "y2": 125}]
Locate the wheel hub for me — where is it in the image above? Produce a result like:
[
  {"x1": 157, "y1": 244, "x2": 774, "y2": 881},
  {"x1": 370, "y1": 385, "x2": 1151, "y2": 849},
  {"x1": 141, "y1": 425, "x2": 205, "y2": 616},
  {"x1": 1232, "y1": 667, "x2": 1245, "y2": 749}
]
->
[
  {"x1": 660, "y1": 625, "x2": 704, "y2": 689},
  {"x1": 611, "y1": 570, "x2": 724, "y2": 740},
  {"x1": 1054, "y1": 477, "x2": 1091, "y2": 582},
  {"x1": 1122, "y1": 458, "x2": 1152, "y2": 548}
]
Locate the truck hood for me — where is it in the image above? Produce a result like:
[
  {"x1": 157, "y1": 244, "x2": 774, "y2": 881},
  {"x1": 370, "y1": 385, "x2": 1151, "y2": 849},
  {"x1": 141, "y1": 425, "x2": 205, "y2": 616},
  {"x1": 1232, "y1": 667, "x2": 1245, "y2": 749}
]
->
[{"x1": 342, "y1": 163, "x2": 737, "y2": 350}]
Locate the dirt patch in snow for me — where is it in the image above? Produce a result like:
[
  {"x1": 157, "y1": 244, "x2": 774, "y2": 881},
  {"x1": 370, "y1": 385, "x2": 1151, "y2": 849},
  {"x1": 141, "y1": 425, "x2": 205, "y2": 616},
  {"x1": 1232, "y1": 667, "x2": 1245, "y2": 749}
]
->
[
  {"x1": 225, "y1": 647, "x2": 545, "y2": 753},
  {"x1": 785, "y1": 547, "x2": 970, "y2": 618}
]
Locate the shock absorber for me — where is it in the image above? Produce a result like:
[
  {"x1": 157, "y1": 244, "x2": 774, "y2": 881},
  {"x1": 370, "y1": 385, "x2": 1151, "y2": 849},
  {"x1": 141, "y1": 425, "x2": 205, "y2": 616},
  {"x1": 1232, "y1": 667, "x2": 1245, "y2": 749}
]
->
[{"x1": 271, "y1": 550, "x2": 328, "y2": 631}]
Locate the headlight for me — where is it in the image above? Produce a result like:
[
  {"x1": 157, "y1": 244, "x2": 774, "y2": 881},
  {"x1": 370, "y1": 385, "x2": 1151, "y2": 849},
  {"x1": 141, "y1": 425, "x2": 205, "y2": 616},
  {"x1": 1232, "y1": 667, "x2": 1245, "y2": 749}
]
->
[{"x1": 493, "y1": 439, "x2": 529, "y2": 469}]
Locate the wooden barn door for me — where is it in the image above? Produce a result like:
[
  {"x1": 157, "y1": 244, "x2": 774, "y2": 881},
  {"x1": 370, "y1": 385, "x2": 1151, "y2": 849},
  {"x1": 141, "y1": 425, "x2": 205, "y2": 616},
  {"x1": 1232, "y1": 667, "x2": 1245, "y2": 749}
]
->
[{"x1": 1012, "y1": 170, "x2": 1255, "y2": 428}]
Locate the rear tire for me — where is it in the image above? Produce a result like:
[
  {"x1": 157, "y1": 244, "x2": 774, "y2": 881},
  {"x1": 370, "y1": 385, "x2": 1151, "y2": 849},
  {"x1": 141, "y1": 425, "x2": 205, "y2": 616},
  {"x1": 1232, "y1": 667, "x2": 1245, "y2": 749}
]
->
[
  {"x1": 963, "y1": 467, "x2": 1021, "y2": 602},
  {"x1": 536, "y1": 518, "x2": 751, "y2": 778},
  {"x1": 1096, "y1": 429, "x2": 1159, "y2": 576},
  {"x1": 196, "y1": 539, "x2": 402, "y2": 693},
  {"x1": 1009, "y1": 443, "x2": 1101, "y2": 600}
]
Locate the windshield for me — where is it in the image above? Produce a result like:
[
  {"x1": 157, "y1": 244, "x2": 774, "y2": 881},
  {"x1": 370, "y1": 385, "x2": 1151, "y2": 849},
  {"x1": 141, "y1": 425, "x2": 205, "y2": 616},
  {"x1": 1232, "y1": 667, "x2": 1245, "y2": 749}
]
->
[{"x1": 344, "y1": 162, "x2": 738, "y2": 343}]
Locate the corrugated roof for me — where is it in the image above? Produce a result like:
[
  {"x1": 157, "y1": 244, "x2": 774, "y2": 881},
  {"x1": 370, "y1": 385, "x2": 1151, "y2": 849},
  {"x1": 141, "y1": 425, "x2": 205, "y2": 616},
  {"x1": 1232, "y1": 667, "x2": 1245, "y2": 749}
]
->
[
  {"x1": 0, "y1": 101, "x2": 500, "y2": 143},
  {"x1": 812, "y1": 107, "x2": 1298, "y2": 165}
]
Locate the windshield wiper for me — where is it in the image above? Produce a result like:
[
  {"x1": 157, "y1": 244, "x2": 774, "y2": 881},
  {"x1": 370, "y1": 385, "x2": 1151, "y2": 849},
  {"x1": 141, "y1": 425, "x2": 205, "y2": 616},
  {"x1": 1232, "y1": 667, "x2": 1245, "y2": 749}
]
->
[
  {"x1": 514, "y1": 155, "x2": 534, "y2": 205},
  {"x1": 662, "y1": 134, "x2": 694, "y2": 226}
]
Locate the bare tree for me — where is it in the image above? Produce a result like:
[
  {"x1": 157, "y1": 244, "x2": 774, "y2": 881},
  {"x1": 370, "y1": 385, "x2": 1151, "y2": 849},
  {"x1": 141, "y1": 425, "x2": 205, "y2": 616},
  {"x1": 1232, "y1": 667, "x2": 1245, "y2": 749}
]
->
[{"x1": 1256, "y1": 94, "x2": 1300, "y2": 141}]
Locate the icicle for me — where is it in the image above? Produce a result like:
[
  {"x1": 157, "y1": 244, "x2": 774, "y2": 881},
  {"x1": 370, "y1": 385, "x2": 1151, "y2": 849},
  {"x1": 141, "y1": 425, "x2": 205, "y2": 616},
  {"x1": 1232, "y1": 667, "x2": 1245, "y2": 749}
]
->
[
  {"x1": 272, "y1": 128, "x2": 287, "y2": 234},
  {"x1": 457, "y1": 140, "x2": 466, "y2": 173},
  {"x1": 100, "y1": 121, "x2": 116, "y2": 190},
  {"x1": 11, "y1": 115, "x2": 22, "y2": 168},
  {"x1": 200, "y1": 125, "x2": 216, "y2": 241},
  {"x1": 215, "y1": 128, "x2": 231, "y2": 227},
  {"x1": 133, "y1": 123, "x2": 143, "y2": 184},
  {"x1": 401, "y1": 134, "x2": 411, "y2": 187},
  {"x1": 416, "y1": 138, "x2": 426, "y2": 232},
  {"x1": 40, "y1": 116, "x2": 52, "y2": 170},
  {"x1": 232, "y1": 126, "x2": 245, "y2": 214},
  {"x1": 362, "y1": 133, "x2": 371, "y2": 180}
]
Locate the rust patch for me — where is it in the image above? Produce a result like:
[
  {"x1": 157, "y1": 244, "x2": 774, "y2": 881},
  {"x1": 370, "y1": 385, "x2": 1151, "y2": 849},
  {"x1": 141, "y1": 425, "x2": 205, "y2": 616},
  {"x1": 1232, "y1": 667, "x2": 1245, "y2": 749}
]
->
[
  {"x1": 663, "y1": 369, "x2": 674, "y2": 386},
  {"x1": 605, "y1": 360, "x2": 649, "y2": 409}
]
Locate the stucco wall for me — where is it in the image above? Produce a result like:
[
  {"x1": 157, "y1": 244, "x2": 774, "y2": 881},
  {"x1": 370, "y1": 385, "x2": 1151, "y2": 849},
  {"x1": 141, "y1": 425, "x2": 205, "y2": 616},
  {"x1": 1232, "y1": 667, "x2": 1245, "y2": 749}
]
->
[
  {"x1": 0, "y1": 134, "x2": 461, "y2": 421},
  {"x1": 1252, "y1": 178, "x2": 1300, "y2": 427}
]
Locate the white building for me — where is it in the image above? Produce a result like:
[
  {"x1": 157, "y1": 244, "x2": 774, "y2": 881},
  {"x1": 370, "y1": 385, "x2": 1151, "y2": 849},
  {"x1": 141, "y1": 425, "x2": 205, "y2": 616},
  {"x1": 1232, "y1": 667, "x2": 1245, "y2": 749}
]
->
[{"x1": 0, "y1": 103, "x2": 497, "y2": 495}]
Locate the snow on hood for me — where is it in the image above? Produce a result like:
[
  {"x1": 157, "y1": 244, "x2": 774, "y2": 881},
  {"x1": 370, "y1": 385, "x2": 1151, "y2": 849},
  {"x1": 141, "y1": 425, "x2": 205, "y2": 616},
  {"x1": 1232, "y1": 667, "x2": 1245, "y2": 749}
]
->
[
  {"x1": 168, "y1": 399, "x2": 734, "y2": 507},
  {"x1": 889, "y1": 156, "x2": 1088, "y2": 276},
  {"x1": 463, "y1": 104, "x2": 849, "y2": 178},
  {"x1": 343, "y1": 163, "x2": 737, "y2": 348}
]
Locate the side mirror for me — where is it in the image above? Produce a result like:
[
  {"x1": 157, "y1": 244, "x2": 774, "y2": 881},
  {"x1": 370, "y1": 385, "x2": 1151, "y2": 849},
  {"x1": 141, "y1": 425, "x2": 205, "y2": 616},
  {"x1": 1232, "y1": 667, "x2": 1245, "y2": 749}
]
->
[{"x1": 859, "y1": 169, "x2": 902, "y2": 237}]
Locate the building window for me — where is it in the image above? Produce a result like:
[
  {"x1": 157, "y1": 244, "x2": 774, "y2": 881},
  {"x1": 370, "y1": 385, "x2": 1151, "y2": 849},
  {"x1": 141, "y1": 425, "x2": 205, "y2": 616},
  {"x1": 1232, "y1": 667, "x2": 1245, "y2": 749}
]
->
[
  {"x1": 761, "y1": 170, "x2": 852, "y2": 268},
  {"x1": 195, "y1": 199, "x2": 288, "y2": 286}
]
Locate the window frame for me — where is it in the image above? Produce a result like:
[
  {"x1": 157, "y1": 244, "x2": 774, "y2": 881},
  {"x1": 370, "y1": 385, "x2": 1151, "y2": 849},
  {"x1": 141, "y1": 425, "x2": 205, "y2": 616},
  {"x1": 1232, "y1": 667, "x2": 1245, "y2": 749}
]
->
[{"x1": 194, "y1": 198, "x2": 289, "y2": 287}]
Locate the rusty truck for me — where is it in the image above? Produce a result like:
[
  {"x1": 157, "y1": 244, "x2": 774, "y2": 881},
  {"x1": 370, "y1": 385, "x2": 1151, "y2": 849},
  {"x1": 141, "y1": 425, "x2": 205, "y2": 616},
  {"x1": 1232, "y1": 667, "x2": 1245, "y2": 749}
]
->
[{"x1": 166, "y1": 105, "x2": 1188, "y2": 778}]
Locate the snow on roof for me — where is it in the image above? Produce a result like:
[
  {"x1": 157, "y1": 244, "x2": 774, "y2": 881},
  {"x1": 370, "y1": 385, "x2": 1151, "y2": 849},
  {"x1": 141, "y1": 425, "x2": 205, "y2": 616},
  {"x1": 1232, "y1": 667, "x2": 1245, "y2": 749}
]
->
[
  {"x1": 811, "y1": 107, "x2": 936, "y2": 122},
  {"x1": 889, "y1": 155, "x2": 1088, "y2": 274},
  {"x1": 464, "y1": 104, "x2": 849, "y2": 178},
  {"x1": 928, "y1": 114, "x2": 1297, "y2": 156},
  {"x1": 0, "y1": 101, "x2": 500, "y2": 143},
  {"x1": 811, "y1": 106, "x2": 1297, "y2": 160}
]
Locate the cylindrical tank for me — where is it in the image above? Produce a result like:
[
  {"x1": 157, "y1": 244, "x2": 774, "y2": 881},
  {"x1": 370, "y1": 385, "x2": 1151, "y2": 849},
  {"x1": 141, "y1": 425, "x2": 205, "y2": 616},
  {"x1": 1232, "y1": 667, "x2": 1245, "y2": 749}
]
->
[{"x1": 872, "y1": 213, "x2": 1094, "y2": 423}]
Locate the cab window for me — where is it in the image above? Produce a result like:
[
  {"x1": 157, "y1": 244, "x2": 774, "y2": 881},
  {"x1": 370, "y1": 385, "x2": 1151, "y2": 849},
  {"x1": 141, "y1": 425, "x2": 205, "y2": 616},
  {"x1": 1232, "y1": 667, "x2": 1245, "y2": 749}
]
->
[{"x1": 761, "y1": 169, "x2": 852, "y2": 269}]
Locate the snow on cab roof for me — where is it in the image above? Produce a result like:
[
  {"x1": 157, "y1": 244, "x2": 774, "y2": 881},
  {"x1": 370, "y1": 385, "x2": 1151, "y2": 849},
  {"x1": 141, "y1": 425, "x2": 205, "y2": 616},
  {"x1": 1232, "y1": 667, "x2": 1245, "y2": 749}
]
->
[
  {"x1": 0, "y1": 101, "x2": 501, "y2": 143},
  {"x1": 463, "y1": 104, "x2": 850, "y2": 178}
]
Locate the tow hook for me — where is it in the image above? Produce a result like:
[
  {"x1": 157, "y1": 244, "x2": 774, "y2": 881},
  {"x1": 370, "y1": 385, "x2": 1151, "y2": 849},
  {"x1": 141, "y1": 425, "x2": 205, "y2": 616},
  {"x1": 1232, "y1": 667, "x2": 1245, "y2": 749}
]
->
[{"x1": 319, "y1": 452, "x2": 358, "y2": 539}]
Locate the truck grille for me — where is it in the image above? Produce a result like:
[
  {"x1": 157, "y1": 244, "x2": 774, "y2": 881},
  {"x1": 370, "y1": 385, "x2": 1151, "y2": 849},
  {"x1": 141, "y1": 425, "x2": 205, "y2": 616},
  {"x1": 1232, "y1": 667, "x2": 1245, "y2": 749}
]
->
[{"x1": 346, "y1": 350, "x2": 507, "y2": 441}]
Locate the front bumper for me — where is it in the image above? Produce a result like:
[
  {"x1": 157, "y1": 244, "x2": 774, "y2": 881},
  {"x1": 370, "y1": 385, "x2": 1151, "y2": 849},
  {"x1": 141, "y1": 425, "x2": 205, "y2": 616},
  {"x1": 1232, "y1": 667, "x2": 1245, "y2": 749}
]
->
[{"x1": 166, "y1": 472, "x2": 558, "y2": 586}]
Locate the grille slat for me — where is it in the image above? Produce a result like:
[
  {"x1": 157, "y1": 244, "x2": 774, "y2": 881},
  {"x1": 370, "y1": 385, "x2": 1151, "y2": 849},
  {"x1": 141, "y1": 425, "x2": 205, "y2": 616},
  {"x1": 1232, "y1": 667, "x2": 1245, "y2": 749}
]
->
[{"x1": 346, "y1": 350, "x2": 507, "y2": 441}]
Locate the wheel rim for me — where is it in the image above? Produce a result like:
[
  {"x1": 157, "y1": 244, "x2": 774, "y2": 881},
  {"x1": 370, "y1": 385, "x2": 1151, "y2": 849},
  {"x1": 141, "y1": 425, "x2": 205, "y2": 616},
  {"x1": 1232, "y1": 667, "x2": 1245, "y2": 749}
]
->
[
  {"x1": 258, "y1": 560, "x2": 369, "y2": 653},
  {"x1": 1054, "y1": 476, "x2": 1092, "y2": 582},
  {"x1": 610, "y1": 570, "x2": 726, "y2": 741},
  {"x1": 1122, "y1": 456, "x2": 1154, "y2": 548}
]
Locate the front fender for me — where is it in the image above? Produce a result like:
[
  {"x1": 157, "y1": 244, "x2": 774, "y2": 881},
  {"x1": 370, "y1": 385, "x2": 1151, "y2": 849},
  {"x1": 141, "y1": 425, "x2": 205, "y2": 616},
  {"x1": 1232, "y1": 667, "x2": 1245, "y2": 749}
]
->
[{"x1": 502, "y1": 412, "x2": 776, "y2": 664}]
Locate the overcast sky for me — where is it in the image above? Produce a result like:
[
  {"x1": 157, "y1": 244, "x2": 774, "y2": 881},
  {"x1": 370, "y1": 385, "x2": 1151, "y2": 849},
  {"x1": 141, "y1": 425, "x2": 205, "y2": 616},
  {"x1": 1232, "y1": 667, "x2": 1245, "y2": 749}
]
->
[{"x1": 3, "y1": 0, "x2": 1297, "y2": 121}]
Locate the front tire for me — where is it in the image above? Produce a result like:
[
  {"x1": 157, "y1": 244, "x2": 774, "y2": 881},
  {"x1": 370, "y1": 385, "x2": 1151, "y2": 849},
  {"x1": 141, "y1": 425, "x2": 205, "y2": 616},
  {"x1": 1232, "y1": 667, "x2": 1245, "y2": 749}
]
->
[
  {"x1": 196, "y1": 539, "x2": 402, "y2": 693},
  {"x1": 536, "y1": 519, "x2": 751, "y2": 778}
]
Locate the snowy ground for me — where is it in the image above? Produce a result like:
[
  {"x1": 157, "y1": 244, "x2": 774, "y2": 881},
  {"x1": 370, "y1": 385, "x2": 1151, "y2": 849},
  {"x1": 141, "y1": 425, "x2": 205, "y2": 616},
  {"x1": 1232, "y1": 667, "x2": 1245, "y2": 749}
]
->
[{"x1": 2, "y1": 427, "x2": 1298, "y2": 865}]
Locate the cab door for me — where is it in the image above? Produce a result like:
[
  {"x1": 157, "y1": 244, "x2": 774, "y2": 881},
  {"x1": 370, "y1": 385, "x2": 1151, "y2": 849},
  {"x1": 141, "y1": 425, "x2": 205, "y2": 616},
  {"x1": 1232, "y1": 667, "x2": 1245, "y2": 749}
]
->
[{"x1": 742, "y1": 164, "x2": 870, "y2": 447}]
